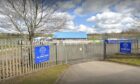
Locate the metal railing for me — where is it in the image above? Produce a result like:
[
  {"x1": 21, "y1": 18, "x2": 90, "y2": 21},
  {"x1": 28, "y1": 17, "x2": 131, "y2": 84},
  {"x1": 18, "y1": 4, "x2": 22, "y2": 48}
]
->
[{"x1": 0, "y1": 40, "x2": 104, "y2": 81}]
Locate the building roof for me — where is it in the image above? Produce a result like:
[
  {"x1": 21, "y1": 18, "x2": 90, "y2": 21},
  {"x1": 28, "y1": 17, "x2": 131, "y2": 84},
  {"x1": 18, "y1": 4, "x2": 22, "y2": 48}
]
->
[{"x1": 53, "y1": 32, "x2": 87, "y2": 39}]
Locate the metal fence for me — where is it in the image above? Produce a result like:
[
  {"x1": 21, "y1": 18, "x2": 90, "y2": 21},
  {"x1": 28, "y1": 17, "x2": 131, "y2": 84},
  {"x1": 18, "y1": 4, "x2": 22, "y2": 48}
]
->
[
  {"x1": 0, "y1": 40, "x2": 104, "y2": 82},
  {"x1": 105, "y1": 39, "x2": 140, "y2": 58}
]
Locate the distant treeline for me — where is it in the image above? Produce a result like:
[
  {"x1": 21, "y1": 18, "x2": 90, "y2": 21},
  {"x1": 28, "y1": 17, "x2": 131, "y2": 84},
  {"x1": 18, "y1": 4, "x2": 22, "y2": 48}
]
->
[{"x1": 0, "y1": 33, "x2": 53, "y2": 39}]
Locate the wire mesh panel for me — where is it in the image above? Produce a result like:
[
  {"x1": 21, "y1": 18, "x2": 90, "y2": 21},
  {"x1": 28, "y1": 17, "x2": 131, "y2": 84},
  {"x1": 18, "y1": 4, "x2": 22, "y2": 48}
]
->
[
  {"x1": 0, "y1": 40, "x2": 104, "y2": 82},
  {"x1": 105, "y1": 39, "x2": 140, "y2": 58}
]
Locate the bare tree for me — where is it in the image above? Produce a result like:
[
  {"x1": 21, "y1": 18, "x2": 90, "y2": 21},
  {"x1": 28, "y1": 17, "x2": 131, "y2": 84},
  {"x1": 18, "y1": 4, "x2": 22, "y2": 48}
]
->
[
  {"x1": 0, "y1": 0, "x2": 74, "y2": 65},
  {"x1": 0, "y1": 0, "x2": 68, "y2": 43}
]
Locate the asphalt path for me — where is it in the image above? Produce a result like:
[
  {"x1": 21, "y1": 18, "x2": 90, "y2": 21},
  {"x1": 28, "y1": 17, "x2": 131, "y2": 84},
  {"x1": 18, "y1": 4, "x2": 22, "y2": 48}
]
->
[{"x1": 57, "y1": 61, "x2": 140, "y2": 84}]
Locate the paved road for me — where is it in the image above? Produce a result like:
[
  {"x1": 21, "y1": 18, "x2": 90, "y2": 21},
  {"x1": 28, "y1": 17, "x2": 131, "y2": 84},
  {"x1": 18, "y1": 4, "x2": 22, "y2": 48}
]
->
[{"x1": 57, "y1": 61, "x2": 140, "y2": 84}]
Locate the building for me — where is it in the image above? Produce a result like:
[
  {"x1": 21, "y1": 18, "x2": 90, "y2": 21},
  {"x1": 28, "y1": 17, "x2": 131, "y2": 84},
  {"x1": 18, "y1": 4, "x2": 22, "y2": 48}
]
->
[
  {"x1": 53, "y1": 32, "x2": 87, "y2": 40},
  {"x1": 53, "y1": 32, "x2": 90, "y2": 44}
]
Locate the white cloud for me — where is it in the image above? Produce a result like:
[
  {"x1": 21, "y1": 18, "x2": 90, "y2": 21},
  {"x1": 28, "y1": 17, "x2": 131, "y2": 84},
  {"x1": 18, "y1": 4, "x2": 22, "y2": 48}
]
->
[
  {"x1": 58, "y1": 0, "x2": 82, "y2": 10},
  {"x1": 87, "y1": 16, "x2": 96, "y2": 22},
  {"x1": 74, "y1": 7, "x2": 83, "y2": 15},
  {"x1": 0, "y1": 28, "x2": 18, "y2": 33},
  {"x1": 0, "y1": 0, "x2": 140, "y2": 34},
  {"x1": 35, "y1": 12, "x2": 76, "y2": 33},
  {"x1": 58, "y1": 0, "x2": 140, "y2": 33},
  {"x1": 0, "y1": 0, "x2": 81, "y2": 34},
  {"x1": 77, "y1": 24, "x2": 97, "y2": 33},
  {"x1": 115, "y1": 0, "x2": 140, "y2": 17},
  {"x1": 0, "y1": 12, "x2": 76, "y2": 34},
  {"x1": 52, "y1": 12, "x2": 75, "y2": 20},
  {"x1": 66, "y1": 21, "x2": 75, "y2": 30},
  {"x1": 62, "y1": 21, "x2": 98, "y2": 34},
  {"x1": 87, "y1": 11, "x2": 137, "y2": 33},
  {"x1": 55, "y1": 13, "x2": 97, "y2": 33},
  {"x1": 77, "y1": 0, "x2": 139, "y2": 12},
  {"x1": 0, "y1": 28, "x2": 9, "y2": 33},
  {"x1": 73, "y1": 0, "x2": 140, "y2": 33},
  {"x1": 104, "y1": 28, "x2": 122, "y2": 33},
  {"x1": 54, "y1": 12, "x2": 75, "y2": 30},
  {"x1": 75, "y1": 0, "x2": 140, "y2": 18},
  {"x1": 74, "y1": 0, "x2": 118, "y2": 15}
]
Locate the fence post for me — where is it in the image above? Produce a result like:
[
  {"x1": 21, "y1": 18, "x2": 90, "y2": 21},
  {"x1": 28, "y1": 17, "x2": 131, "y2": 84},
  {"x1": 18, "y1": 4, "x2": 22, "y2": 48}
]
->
[
  {"x1": 136, "y1": 39, "x2": 139, "y2": 54},
  {"x1": 55, "y1": 43, "x2": 58, "y2": 65},
  {"x1": 20, "y1": 40, "x2": 23, "y2": 68},
  {"x1": 103, "y1": 40, "x2": 107, "y2": 60},
  {"x1": 64, "y1": 44, "x2": 68, "y2": 64}
]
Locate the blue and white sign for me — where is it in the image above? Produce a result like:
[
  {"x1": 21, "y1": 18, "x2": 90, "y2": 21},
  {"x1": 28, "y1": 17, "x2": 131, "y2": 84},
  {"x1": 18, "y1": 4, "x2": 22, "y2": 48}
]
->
[
  {"x1": 34, "y1": 46, "x2": 50, "y2": 64},
  {"x1": 120, "y1": 42, "x2": 131, "y2": 54}
]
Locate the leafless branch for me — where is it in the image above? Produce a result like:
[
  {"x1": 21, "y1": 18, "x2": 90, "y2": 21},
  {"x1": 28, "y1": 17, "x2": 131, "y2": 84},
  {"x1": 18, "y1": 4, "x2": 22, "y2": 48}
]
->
[{"x1": 0, "y1": 0, "x2": 68, "y2": 41}]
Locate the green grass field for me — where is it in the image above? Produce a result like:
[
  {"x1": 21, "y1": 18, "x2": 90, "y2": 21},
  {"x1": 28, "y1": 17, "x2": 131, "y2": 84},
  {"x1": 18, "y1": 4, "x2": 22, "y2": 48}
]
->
[
  {"x1": 2, "y1": 64, "x2": 69, "y2": 84},
  {"x1": 108, "y1": 58, "x2": 140, "y2": 66}
]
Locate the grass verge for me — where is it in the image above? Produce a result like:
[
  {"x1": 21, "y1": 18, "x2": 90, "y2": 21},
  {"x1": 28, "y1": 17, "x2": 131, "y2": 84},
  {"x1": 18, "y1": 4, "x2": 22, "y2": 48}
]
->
[
  {"x1": 2, "y1": 64, "x2": 69, "y2": 84},
  {"x1": 108, "y1": 58, "x2": 140, "y2": 66}
]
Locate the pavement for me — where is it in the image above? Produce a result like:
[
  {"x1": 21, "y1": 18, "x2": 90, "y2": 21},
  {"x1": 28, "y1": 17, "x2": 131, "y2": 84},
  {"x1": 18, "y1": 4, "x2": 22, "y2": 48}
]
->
[{"x1": 57, "y1": 61, "x2": 140, "y2": 84}]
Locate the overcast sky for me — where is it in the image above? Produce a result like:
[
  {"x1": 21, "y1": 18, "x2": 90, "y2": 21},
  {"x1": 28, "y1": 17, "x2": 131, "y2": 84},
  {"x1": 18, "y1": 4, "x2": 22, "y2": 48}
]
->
[
  {"x1": 0, "y1": 0, "x2": 140, "y2": 34},
  {"x1": 62, "y1": 0, "x2": 140, "y2": 33}
]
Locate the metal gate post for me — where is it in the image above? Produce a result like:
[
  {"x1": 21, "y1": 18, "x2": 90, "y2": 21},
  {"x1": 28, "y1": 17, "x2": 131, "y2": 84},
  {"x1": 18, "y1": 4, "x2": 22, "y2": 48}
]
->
[
  {"x1": 103, "y1": 40, "x2": 107, "y2": 60},
  {"x1": 55, "y1": 43, "x2": 58, "y2": 65}
]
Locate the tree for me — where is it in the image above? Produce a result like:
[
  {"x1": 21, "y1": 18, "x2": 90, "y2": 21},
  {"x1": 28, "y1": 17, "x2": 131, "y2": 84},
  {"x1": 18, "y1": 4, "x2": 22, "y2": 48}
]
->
[
  {"x1": 0, "y1": 0, "x2": 76, "y2": 65},
  {"x1": 0, "y1": 0, "x2": 68, "y2": 43}
]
